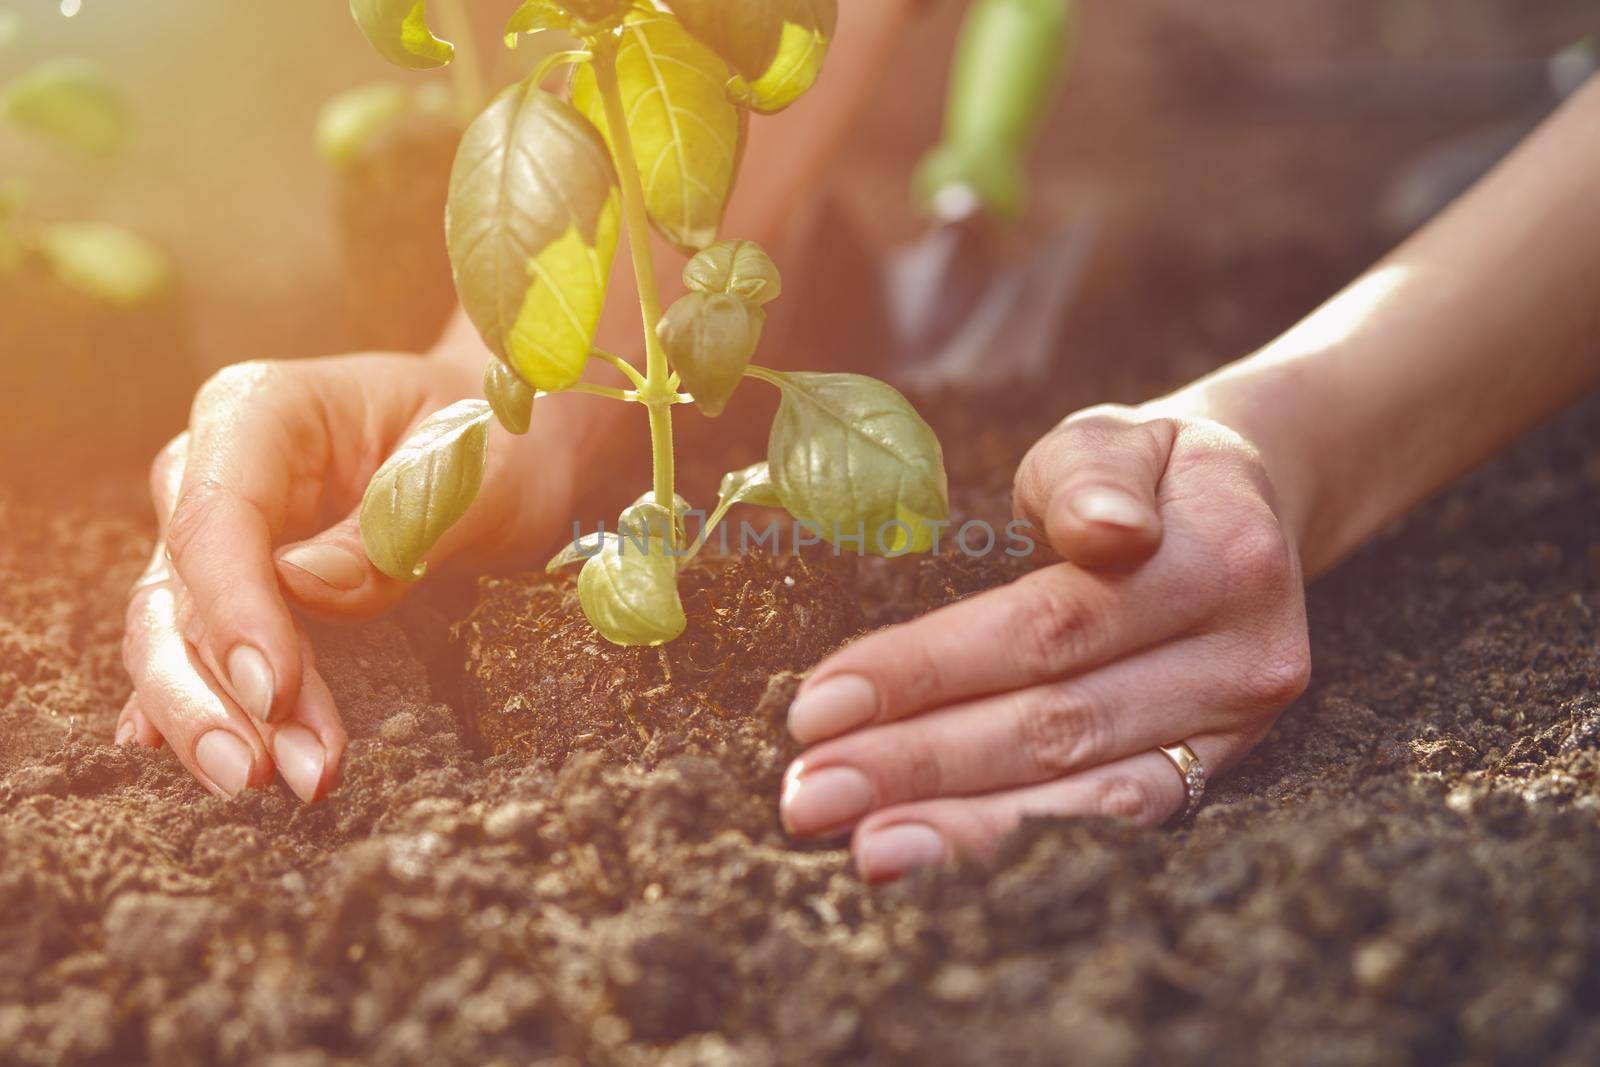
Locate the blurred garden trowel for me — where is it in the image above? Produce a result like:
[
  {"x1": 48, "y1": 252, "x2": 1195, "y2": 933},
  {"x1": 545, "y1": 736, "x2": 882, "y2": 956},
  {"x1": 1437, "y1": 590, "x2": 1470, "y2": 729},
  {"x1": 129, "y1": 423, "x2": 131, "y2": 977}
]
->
[{"x1": 886, "y1": 0, "x2": 1095, "y2": 392}]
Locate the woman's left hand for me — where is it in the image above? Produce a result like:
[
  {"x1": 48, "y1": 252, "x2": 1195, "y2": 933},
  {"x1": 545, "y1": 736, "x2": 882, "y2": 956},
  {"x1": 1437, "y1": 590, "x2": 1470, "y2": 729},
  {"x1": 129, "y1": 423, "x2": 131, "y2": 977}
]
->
[{"x1": 779, "y1": 403, "x2": 1313, "y2": 882}]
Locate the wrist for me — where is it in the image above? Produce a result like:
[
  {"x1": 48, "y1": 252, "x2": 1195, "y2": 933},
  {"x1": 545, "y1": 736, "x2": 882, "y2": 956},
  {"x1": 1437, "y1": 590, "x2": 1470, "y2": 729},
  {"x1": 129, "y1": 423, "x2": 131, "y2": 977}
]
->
[{"x1": 1147, "y1": 364, "x2": 1328, "y2": 572}]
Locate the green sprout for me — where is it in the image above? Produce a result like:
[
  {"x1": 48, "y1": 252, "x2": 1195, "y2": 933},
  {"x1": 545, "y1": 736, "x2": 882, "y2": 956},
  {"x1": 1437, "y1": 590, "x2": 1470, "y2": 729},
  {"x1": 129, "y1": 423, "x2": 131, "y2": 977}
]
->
[{"x1": 351, "y1": 0, "x2": 950, "y2": 647}]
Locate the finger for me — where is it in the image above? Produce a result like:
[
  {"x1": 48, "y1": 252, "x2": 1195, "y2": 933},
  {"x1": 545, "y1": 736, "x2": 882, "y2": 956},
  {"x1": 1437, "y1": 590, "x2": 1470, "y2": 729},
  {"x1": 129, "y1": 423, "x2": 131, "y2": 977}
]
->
[
  {"x1": 164, "y1": 364, "x2": 323, "y2": 725},
  {"x1": 1014, "y1": 410, "x2": 1175, "y2": 570},
  {"x1": 275, "y1": 399, "x2": 531, "y2": 620},
  {"x1": 782, "y1": 638, "x2": 1235, "y2": 836},
  {"x1": 253, "y1": 633, "x2": 348, "y2": 804},
  {"x1": 149, "y1": 432, "x2": 189, "y2": 540},
  {"x1": 788, "y1": 554, "x2": 1224, "y2": 745},
  {"x1": 849, "y1": 735, "x2": 1234, "y2": 883},
  {"x1": 123, "y1": 581, "x2": 275, "y2": 797},
  {"x1": 115, "y1": 694, "x2": 163, "y2": 749},
  {"x1": 275, "y1": 513, "x2": 411, "y2": 621}
]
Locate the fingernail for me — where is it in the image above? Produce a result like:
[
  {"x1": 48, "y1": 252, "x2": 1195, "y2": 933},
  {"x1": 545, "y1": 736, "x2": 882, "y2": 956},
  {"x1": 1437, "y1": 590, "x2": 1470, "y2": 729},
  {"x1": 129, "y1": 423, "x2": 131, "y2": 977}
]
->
[
  {"x1": 272, "y1": 724, "x2": 327, "y2": 805},
  {"x1": 195, "y1": 730, "x2": 253, "y2": 797},
  {"x1": 1071, "y1": 487, "x2": 1149, "y2": 530},
  {"x1": 227, "y1": 645, "x2": 275, "y2": 723},
  {"x1": 278, "y1": 544, "x2": 367, "y2": 591},
  {"x1": 857, "y1": 823, "x2": 948, "y2": 882},
  {"x1": 115, "y1": 721, "x2": 136, "y2": 746},
  {"x1": 781, "y1": 764, "x2": 874, "y2": 836},
  {"x1": 788, "y1": 675, "x2": 878, "y2": 743}
]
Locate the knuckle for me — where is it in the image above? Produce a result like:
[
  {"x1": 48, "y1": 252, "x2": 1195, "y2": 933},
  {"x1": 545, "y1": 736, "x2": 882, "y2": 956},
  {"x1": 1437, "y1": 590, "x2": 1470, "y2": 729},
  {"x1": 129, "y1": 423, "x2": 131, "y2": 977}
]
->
[
  {"x1": 1244, "y1": 638, "x2": 1312, "y2": 708},
  {"x1": 1095, "y1": 774, "x2": 1162, "y2": 823},
  {"x1": 1221, "y1": 515, "x2": 1294, "y2": 594},
  {"x1": 148, "y1": 433, "x2": 188, "y2": 494},
  {"x1": 1010, "y1": 580, "x2": 1104, "y2": 677},
  {"x1": 899, "y1": 739, "x2": 945, "y2": 801},
  {"x1": 194, "y1": 360, "x2": 278, "y2": 411},
  {"x1": 1015, "y1": 688, "x2": 1093, "y2": 778},
  {"x1": 163, "y1": 480, "x2": 230, "y2": 564}
]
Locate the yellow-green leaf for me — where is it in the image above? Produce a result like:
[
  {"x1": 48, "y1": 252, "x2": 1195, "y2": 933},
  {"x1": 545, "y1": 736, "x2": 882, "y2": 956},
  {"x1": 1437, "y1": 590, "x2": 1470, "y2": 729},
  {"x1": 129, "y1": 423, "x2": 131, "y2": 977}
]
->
[
  {"x1": 37, "y1": 223, "x2": 172, "y2": 307},
  {"x1": 670, "y1": 0, "x2": 836, "y2": 113},
  {"x1": 571, "y1": 11, "x2": 743, "y2": 251},
  {"x1": 349, "y1": 0, "x2": 454, "y2": 71},
  {"x1": 483, "y1": 358, "x2": 535, "y2": 434},
  {"x1": 618, "y1": 490, "x2": 693, "y2": 549},
  {"x1": 503, "y1": 0, "x2": 568, "y2": 46},
  {"x1": 361, "y1": 400, "x2": 493, "y2": 581},
  {"x1": 504, "y1": 0, "x2": 629, "y2": 44},
  {"x1": 716, "y1": 461, "x2": 781, "y2": 511},
  {"x1": 578, "y1": 537, "x2": 687, "y2": 646},
  {"x1": 683, "y1": 239, "x2": 781, "y2": 304},
  {"x1": 0, "y1": 59, "x2": 127, "y2": 157},
  {"x1": 548, "y1": 530, "x2": 618, "y2": 572},
  {"x1": 766, "y1": 372, "x2": 949, "y2": 556},
  {"x1": 658, "y1": 290, "x2": 764, "y2": 418},
  {"x1": 446, "y1": 81, "x2": 620, "y2": 391},
  {"x1": 0, "y1": 11, "x2": 21, "y2": 50}
]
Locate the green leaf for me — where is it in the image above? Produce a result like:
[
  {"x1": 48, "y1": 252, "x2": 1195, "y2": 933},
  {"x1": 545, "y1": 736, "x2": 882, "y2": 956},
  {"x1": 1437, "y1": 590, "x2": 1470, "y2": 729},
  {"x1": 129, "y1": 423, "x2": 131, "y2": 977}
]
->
[
  {"x1": 360, "y1": 400, "x2": 493, "y2": 581},
  {"x1": 571, "y1": 10, "x2": 744, "y2": 251},
  {"x1": 349, "y1": 0, "x2": 454, "y2": 71},
  {"x1": 548, "y1": 530, "x2": 618, "y2": 572},
  {"x1": 717, "y1": 461, "x2": 782, "y2": 510},
  {"x1": 1, "y1": 59, "x2": 127, "y2": 157},
  {"x1": 766, "y1": 372, "x2": 949, "y2": 555},
  {"x1": 578, "y1": 537, "x2": 687, "y2": 646},
  {"x1": 669, "y1": 0, "x2": 837, "y2": 113},
  {"x1": 37, "y1": 223, "x2": 172, "y2": 307},
  {"x1": 447, "y1": 81, "x2": 621, "y2": 391},
  {"x1": 658, "y1": 291, "x2": 764, "y2": 418},
  {"x1": 503, "y1": 0, "x2": 569, "y2": 46},
  {"x1": 484, "y1": 359, "x2": 536, "y2": 434},
  {"x1": 618, "y1": 490, "x2": 693, "y2": 549},
  {"x1": 504, "y1": 0, "x2": 630, "y2": 45},
  {"x1": 683, "y1": 239, "x2": 781, "y2": 305}
]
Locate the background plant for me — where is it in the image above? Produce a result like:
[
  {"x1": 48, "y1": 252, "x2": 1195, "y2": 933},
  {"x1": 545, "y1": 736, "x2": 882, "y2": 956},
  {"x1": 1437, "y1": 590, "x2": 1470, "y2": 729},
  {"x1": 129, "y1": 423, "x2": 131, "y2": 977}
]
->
[
  {"x1": 0, "y1": 5, "x2": 171, "y2": 305},
  {"x1": 350, "y1": 0, "x2": 950, "y2": 646}
]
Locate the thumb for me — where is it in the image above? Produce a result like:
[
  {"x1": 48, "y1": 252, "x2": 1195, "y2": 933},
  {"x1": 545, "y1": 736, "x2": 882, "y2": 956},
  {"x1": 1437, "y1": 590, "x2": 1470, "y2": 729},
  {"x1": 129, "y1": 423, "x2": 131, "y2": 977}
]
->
[
  {"x1": 274, "y1": 438, "x2": 529, "y2": 619},
  {"x1": 1017, "y1": 412, "x2": 1176, "y2": 570},
  {"x1": 274, "y1": 514, "x2": 412, "y2": 621}
]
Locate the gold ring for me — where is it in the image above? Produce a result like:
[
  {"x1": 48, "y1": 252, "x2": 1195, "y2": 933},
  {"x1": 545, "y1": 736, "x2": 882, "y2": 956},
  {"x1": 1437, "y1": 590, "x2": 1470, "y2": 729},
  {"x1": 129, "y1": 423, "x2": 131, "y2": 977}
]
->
[{"x1": 1158, "y1": 741, "x2": 1206, "y2": 822}]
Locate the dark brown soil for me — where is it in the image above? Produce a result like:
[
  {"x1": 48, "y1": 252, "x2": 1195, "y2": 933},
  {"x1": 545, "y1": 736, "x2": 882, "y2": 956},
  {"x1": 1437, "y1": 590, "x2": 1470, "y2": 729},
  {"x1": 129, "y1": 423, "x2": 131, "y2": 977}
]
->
[
  {"x1": 5, "y1": 369, "x2": 1600, "y2": 1067},
  {"x1": 6, "y1": 3, "x2": 1600, "y2": 1064}
]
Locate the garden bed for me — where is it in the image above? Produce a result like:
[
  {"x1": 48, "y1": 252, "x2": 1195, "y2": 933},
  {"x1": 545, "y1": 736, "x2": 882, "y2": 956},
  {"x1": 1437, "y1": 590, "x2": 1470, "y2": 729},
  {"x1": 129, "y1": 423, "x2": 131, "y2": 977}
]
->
[
  {"x1": 3, "y1": 337, "x2": 1600, "y2": 1064},
  {"x1": 5, "y1": 2, "x2": 1600, "y2": 1061}
]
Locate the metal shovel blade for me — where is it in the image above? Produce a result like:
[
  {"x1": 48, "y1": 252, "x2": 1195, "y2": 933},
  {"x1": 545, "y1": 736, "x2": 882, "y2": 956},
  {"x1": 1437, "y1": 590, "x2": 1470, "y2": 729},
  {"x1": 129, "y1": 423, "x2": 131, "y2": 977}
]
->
[{"x1": 886, "y1": 213, "x2": 1100, "y2": 392}]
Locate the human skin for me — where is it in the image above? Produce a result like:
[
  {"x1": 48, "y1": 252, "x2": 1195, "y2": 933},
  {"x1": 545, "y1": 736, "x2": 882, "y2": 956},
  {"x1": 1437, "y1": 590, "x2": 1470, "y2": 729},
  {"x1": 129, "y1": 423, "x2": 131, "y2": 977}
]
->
[
  {"x1": 122, "y1": 14, "x2": 1599, "y2": 866},
  {"x1": 782, "y1": 74, "x2": 1600, "y2": 882},
  {"x1": 116, "y1": 1, "x2": 922, "y2": 800}
]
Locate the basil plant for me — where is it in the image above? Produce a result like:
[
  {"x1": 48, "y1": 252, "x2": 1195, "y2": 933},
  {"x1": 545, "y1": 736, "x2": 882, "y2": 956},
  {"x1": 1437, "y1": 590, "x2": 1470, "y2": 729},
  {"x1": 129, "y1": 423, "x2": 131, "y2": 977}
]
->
[{"x1": 351, "y1": 0, "x2": 950, "y2": 647}]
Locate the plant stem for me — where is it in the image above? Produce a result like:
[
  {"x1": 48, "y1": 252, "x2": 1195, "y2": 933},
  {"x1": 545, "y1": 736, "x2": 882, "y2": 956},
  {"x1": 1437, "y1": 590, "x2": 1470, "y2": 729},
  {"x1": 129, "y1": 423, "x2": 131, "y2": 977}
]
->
[
  {"x1": 531, "y1": 49, "x2": 589, "y2": 87},
  {"x1": 435, "y1": 0, "x2": 487, "y2": 122},
  {"x1": 539, "y1": 383, "x2": 634, "y2": 402},
  {"x1": 591, "y1": 348, "x2": 648, "y2": 390},
  {"x1": 591, "y1": 34, "x2": 677, "y2": 517},
  {"x1": 743, "y1": 364, "x2": 788, "y2": 388}
]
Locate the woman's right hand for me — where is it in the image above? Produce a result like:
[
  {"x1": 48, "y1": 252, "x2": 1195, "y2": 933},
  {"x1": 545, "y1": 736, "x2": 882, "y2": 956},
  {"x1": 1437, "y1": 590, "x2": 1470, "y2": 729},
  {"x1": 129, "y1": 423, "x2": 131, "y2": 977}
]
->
[{"x1": 118, "y1": 341, "x2": 596, "y2": 802}]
